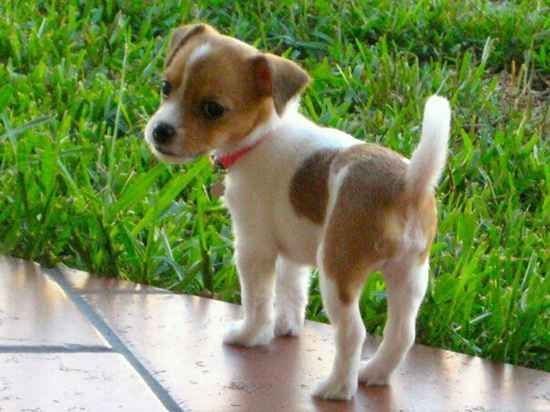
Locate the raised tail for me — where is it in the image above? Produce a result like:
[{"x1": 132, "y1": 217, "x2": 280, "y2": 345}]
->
[{"x1": 406, "y1": 95, "x2": 451, "y2": 197}]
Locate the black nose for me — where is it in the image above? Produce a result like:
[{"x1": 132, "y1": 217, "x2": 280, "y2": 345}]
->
[{"x1": 152, "y1": 122, "x2": 176, "y2": 144}]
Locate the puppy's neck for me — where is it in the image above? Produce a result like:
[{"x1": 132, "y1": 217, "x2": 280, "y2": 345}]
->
[
  {"x1": 213, "y1": 98, "x2": 300, "y2": 162},
  {"x1": 214, "y1": 110, "x2": 278, "y2": 158}
]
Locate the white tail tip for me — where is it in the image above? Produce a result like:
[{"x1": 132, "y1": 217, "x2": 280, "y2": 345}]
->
[{"x1": 406, "y1": 95, "x2": 451, "y2": 196}]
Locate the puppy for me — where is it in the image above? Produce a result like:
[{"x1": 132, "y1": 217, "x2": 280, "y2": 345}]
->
[{"x1": 145, "y1": 23, "x2": 451, "y2": 401}]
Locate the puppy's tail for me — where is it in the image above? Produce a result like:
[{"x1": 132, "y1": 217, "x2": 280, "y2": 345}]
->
[{"x1": 406, "y1": 95, "x2": 451, "y2": 198}]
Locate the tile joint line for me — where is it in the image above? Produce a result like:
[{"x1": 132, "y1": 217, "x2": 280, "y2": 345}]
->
[
  {"x1": 0, "y1": 345, "x2": 114, "y2": 353},
  {"x1": 45, "y1": 268, "x2": 185, "y2": 412}
]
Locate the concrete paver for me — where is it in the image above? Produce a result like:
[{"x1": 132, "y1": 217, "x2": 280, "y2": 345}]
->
[
  {"x1": 0, "y1": 258, "x2": 107, "y2": 349},
  {"x1": 0, "y1": 353, "x2": 167, "y2": 411},
  {"x1": 1, "y1": 256, "x2": 548, "y2": 412}
]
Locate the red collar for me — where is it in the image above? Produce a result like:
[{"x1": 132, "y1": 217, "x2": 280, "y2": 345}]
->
[{"x1": 214, "y1": 136, "x2": 268, "y2": 169}]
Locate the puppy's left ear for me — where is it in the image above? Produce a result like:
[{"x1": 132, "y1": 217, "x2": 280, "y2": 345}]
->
[{"x1": 251, "y1": 53, "x2": 310, "y2": 116}]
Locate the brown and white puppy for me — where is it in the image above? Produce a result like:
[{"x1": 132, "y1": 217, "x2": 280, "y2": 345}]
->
[{"x1": 144, "y1": 23, "x2": 451, "y2": 401}]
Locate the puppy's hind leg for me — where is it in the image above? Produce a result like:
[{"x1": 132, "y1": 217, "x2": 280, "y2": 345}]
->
[
  {"x1": 359, "y1": 258, "x2": 429, "y2": 385},
  {"x1": 274, "y1": 256, "x2": 310, "y2": 337},
  {"x1": 313, "y1": 261, "x2": 366, "y2": 401}
]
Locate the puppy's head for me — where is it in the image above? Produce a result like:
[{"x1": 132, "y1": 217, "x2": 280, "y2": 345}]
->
[{"x1": 144, "y1": 23, "x2": 310, "y2": 163}]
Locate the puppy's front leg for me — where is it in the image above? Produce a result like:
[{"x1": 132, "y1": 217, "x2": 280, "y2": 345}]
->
[
  {"x1": 223, "y1": 242, "x2": 277, "y2": 347},
  {"x1": 274, "y1": 256, "x2": 310, "y2": 337}
]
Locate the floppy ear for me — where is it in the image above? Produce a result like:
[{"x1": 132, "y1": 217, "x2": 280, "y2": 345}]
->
[
  {"x1": 251, "y1": 53, "x2": 311, "y2": 116},
  {"x1": 165, "y1": 23, "x2": 215, "y2": 66}
]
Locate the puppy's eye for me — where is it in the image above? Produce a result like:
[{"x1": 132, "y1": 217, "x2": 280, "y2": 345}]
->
[
  {"x1": 161, "y1": 80, "x2": 172, "y2": 97},
  {"x1": 201, "y1": 101, "x2": 225, "y2": 120}
]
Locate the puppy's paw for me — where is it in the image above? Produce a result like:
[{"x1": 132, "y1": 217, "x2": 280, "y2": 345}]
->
[
  {"x1": 313, "y1": 376, "x2": 357, "y2": 401},
  {"x1": 223, "y1": 320, "x2": 274, "y2": 347},
  {"x1": 358, "y1": 359, "x2": 391, "y2": 386},
  {"x1": 274, "y1": 311, "x2": 304, "y2": 337}
]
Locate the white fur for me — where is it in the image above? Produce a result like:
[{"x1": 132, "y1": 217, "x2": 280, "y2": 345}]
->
[
  {"x1": 326, "y1": 165, "x2": 350, "y2": 227},
  {"x1": 188, "y1": 42, "x2": 212, "y2": 66},
  {"x1": 144, "y1": 101, "x2": 180, "y2": 146},
  {"x1": 222, "y1": 239, "x2": 277, "y2": 346},
  {"x1": 406, "y1": 95, "x2": 451, "y2": 196},
  {"x1": 274, "y1": 257, "x2": 310, "y2": 336}
]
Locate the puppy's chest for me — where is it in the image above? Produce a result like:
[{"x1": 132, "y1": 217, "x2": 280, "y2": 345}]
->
[{"x1": 222, "y1": 170, "x2": 283, "y2": 221}]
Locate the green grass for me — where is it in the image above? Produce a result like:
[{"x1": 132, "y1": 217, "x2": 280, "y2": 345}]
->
[{"x1": 1, "y1": 0, "x2": 548, "y2": 371}]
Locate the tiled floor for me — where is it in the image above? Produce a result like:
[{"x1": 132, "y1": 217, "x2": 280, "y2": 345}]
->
[{"x1": 0, "y1": 256, "x2": 548, "y2": 411}]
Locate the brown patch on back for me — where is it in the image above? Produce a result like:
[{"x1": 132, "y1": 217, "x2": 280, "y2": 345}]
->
[
  {"x1": 290, "y1": 149, "x2": 340, "y2": 224},
  {"x1": 322, "y1": 144, "x2": 438, "y2": 304}
]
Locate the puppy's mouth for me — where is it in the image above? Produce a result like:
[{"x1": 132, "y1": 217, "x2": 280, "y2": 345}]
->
[
  {"x1": 154, "y1": 145, "x2": 178, "y2": 156},
  {"x1": 151, "y1": 144, "x2": 201, "y2": 164}
]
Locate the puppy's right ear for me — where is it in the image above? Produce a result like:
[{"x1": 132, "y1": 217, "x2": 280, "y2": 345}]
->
[{"x1": 165, "y1": 23, "x2": 214, "y2": 67}]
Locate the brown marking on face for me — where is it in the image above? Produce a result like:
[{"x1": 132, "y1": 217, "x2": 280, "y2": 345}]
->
[
  {"x1": 157, "y1": 24, "x2": 310, "y2": 159},
  {"x1": 322, "y1": 144, "x2": 437, "y2": 304},
  {"x1": 289, "y1": 149, "x2": 340, "y2": 224}
]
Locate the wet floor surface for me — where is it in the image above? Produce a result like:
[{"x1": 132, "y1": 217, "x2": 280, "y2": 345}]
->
[{"x1": 1, "y1": 256, "x2": 548, "y2": 411}]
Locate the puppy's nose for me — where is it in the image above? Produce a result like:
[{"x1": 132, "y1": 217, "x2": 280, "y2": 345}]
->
[{"x1": 152, "y1": 122, "x2": 176, "y2": 144}]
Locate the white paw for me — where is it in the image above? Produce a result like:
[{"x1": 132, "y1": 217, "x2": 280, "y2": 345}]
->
[
  {"x1": 274, "y1": 311, "x2": 304, "y2": 337},
  {"x1": 313, "y1": 376, "x2": 357, "y2": 401},
  {"x1": 358, "y1": 359, "x2": 391, "y2": 386},
  {"x1": 223, "y1": 320, "x2": 274, "y2": 347}
]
